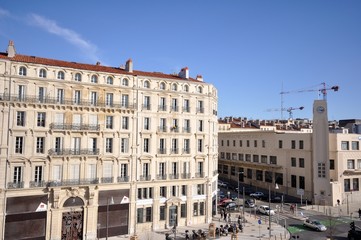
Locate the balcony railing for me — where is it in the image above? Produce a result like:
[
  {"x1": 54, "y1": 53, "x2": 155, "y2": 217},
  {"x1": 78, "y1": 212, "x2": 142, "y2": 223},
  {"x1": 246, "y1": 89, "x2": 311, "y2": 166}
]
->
[
  {"x1": 171, "y1": 148, "x2": 179, "y2": 154},
  {"x1": 142, "y1": 104, "x2": 151, "y2": 110},
  {"x1": 0, "y1": 94, "x2": 134, "y2": 110},
  {"x1": 50, "y1": 123, "x2": 100, "y2": 131},
  {"x1": 195, "y1": 172, "x2": 205, "y2": 178},
  {"x1": 101, "y1": 177, "x2": 114, "y2": 183},
  {"x1": 158, "y1": 126, "x2": 167, "y2": 132},
  {"x1": 48, "y1": 148, "x2": 99, "y2": 156},
  {"x1": 183, "y1": 127, "x2": 191, "y2": 133},
  {"x1": 139, "y1": 175, "x2": 151, "y2": 181},
  {"x1": 158, "y1": 148, "x2": 167, "y2": 154},
  {"x1": 158, "y1": 105, "x2": 167, "y2": 111},
  {"x1": 171, "y1": 106, "x2": 179, "y2": 112},
  {"x1": 170, "y1": 126, "x2": 179, "y2": 132},
  {"x1": 169, "y1": 173, "x2": 179, "y2": 180},
  {"x1": 156, "y1": 174, "x2": 167, "y2": 180},
  {"x1": 183, "y1": 148, "x2": 190, "y2": 154},
  {"x1": 181, "y1": 173, "x2": 191, "y2": 179},
  {"x1": 7, "y1": 181, "x2": 24, "y2": 189},
  {"x1": 183, "y1": 106, "x2": 190, "y2": 112},
  {"x1": 47, "y1": 178, "x2": 99, "y2": 187},
  {"x1": 29, "y1": 181, "x2": 46, "y2": 188},
  {"x1": 117, "y1": 176, "x2": 129, "y2": 182},
  {"x1": 196, "y1": 107, "x2": 204, "y2": 113}
]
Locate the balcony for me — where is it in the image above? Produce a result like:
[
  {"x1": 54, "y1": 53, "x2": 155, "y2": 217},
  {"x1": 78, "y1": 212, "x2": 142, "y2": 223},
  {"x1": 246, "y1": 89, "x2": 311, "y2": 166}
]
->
[
  {"x1": 195, "y1": 172, "x2": 205, "y2": 178},
  {"x1": 0, "y1": 94, "x2": 135, "y2": 110},
  {"x1": 170, "y1": 126, "x2": 179, "y2": 132},
  {"x1": 196, "y1": 107, "x2": 204, "y2": 113},
  {"x1": 48, "y1": 148, "x2": 99, "y2": 156},
  {"x1": 158, "y1": 126, "x2": 167, "y2": 132},
  {"x1": 183, "y1": 148, "x2": 190, "y2": 154},
  {"x1": 158, "y1": 148, "x2": 167, "y2": 154},
  {"x1": 156, "y1": 174, "x2": 167, "y2": 180},
  {"x1": 29, "y1": 181, "x2": 46, "y2": 188},
  {"x1": 170, "y1": 148, "x2": 179, "y2": 154},
  {"x1": 142, "y1": 104, "x2": 151, "y2": 110},
  {"x1": 139, "y1": 175, "x2": 151, "y2": 181},
  {"x1": 101, "y1": 177, "x2": 114, "y2": 183},
  {"x1": 183, "y1": 106, "x2": 190, "y2": 113},
  {"x1": 47, "y1": 178, "x2": 99, "y2": 187},
  {"x1": 117, "y1": 176, "x2": 129, "y2": 182},
  {"x1": 50, "y1": 123, "x2": 100, "y2": 131},
  {"x1": 171, "y1": 106, "x2": 179, "y2": 112},
  {"x1": 169, "y1": 173, "x2": 179, "y2": 180},
  {"x1": 183, "y1": 127, "x2": 191, "y2": 133},
  {"x1": 158, "y1": 105, "x2": 167, "y2": 111},
  {"x1": 181, "y1": 173, "x2": 191, "y2": 179},
  {"x1": 7, "y1": 181, "x2": 24, "y2": 189}
]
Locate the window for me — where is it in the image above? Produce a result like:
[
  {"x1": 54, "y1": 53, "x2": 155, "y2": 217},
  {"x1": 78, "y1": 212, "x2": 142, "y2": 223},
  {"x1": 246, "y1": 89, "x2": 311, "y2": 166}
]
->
[
  {"x1": 270, "y1": 156, "x2": 277, "y2": 164},
  {"x1": 239, "y1": 140, "x2": 243, "y2": 147},
  {"x1": 91, "y1": 75, "x2": 98, "y2": 83},
  {"x1": 143, "y1": 96, "x2": 151, "y2": 110},
  {"x1": 39, "y1": 69, "x2": 47, "y2": 78},
  {"x1": 352, "y1": 141, "x2": 359, "y2": 150},
  {"x1": 38, "y1": 87, "x2": 46, "y2": 103},
  {"x1": 184, "y1": 139, "x2": 190, "y2": 154},
  {"x1": 172, "y1": 84, "x2": 177, "y2": 91},
  {"x1": 291, "y1": 157, "x2": 296, "y2": 167},
  {"x1": 246, "y1": 140, "x2": 250, "y2": 147},
  {"x1": 88, "y1": 164, "x2": 97, "y2": 180},
  {"x1": 57, "y1": 89, "x2": 64, "y2": 104},
  {"x1": 262, "y1": 140, "x2": 266, "y2": 148},
  {"x1": 299, "y1": 158, "x2": 305, "y2": 168},
  {"x1": 344, "y1": 179, "x2": 351, "y2": 192},
  {"x1": 122, "y1": 116, "x2": 129, "y2": 129},
  {"x1": 142, "y1": 162, "x2": 149, "y2": 178},
  {"x1": 247, "y1": 169, "x2": 252, "y2": 179},
  {"x1": 121, "y1": 94, "x2": 129, "y2": 108},
  {"x1": 160, "y1": 186, "x2": 166, "y2": 197},
  {"x1": 36, "y1": 137, "x2": 45, "y2": 153},
  {"x1": 144, "y1": 80, "x2": 150, "y2": 88},
  {"x1": 265, "y1": 171, "x2": 273, "y2": 183},
  {"x1": 160, "y1": 206, "x2": 166, "y2": 220},
  {"x1": 19, "y1": 66, "x2": 27, "y2": 76},
  {"x1": 197, "y1": 86, "x2": 203, "y2": 93},
  {"x1": 160, "y1": 82, "x2": 166, "y2": 90},
  {"x1": 70, "y1": 164, "x2": 80, "y2": 180},
  {"x1": 16, "y1": 111, "x2": 25, "y2": 126},
  {"x1": 172, "y1": 186, "x2": 177, "y2": 196},
  {"x1": 181, "y1": 204, "x2": 187, "y2": 217},
  {"x1": 184, "y1": 119, "x2": 190, "y2": 133},
  {"x1": 53, "y1": 165, "x2": 62, "y2": 181},
  {"x1": 90, "y1": 92, "x2": 98, "y2": 106},
  {"x1": 275, "y1": 173, "x2": 283, "y2": 185},
  {"x1": 37, "y1": 112, "x2": 46, "y2": 127},
  {"x1": 353, "y1": 178, "x2": 359, "y2": 191},
  {"x1": 122, "y1": 78, "x2": 129, "y2": 86},
  {"x1": 57, "y1": 71, "x2": 65, "y2": 80},
  {"x1": 74, "y1": 90, "x2": 81, "y2": 105},
  {"x1": 256, "y1": 170, "x2": 263, "y2": 181},
  {"x1": 198, "y1": 120, "x2": 203, "y2": 132},
  {"x1": 18, "y1": 85, "x2": 25, "y2": 100},
  {"x1": 278, "y1": 140, "x2": 283, "y2": 149},
  {"x1": 253, "y1": 155, "x2": 259, "y2": 162},
  {"x1": 90, "y1": 138, "x2": 97, "y2": 154},
  {"x1": 227, "y1": 140, "x2": 229, "y2": 146},
  {"x1": 75, "y1": 73, "x2": 82, "y2": 82},
  {"x1": 184, "y1": 85, "x2": 189, "y2": 92},
  {"x1": 260, "y1": 155, "x2": 266, "y2": 163},
  {"x1": 144, "y1": 138, "x2": 150, "y2": 153},
  {"x1": 341, "y1": 141, "x2": 349, "y2": 150},
  {"x1": 105, "y1": 93, "x2": 113, "y2": 106},
  {"x1": 291, "y1": 175, "x2": 297, "y2": 188},
  {"x1": 171, "y1": 98, "x2": 178, "y2": 112},
  {"x1": 197, "y1": 139, "x2": 203, "y2": 152},
  {"x1": 106, "y1": 116, "x2": 113, "y2": 129},
  {"x1": 291, "y1": 140, "x2": 296, "y2": 149},
  {"x1": 171, "y1": 139, "x2": 178, "y2": 154},
  {"x1": 193, "y1": 203, "x2": 198, "y2": 216},
  {"x1": 159, "y1": 97, "x2": 166, "y2": 111},
  {"x1": 144, "y1": 117, "x2": 150, "y2": 130},
  {"x1": 347, "y1": 159, "x2": 355, "y2": 169},
  {"x1": 72, "y1": 137, "x2": 81, "y2": 154},
  {"x1": 121, "y1": 138, "x2": 129, "y2": 153},
  {"x1": 318, "y1": 163, "x2": 326, "y2": 178},
  {"x1": 183, "y1": 99, "x2": 190, "y2": 112},
  {"x1": 299, "y1": 176, "x2": 305, "y2": 189},
  {"x1": 330, "y1": 159, "x2": 335, "y2": 170},
  {"x1": 13, "y1": 166, "x2": 23, "y2": 183},
  {"x1": 181, "y1": 185, "x2": 187, "y2": 196},
  {"x1": 105, "y1": 138, "x2": 113, "y2": 153},
  {"x1": 200, "y1": 202, "x2": 205, "y2": 215},
  {"x1": 34, "y1": 166, "x2": 43, "y2": 182},
  {"x1": 15, "y1": 136, "x2": 24, "y2": 154},
  {"x1": 299, "y1": 140, "x2": 304, "y2": 149},
  {"x1": 137, "y1": 208, "x2": 144, "y2": 223},
  {"x1": 197, "y1": 100, "x2": 204, "y2": 113},
  {"x1": 106, "y1": 76, "x2": 113, "y2": 85},
  {"x1": 55, "y1": 137, "x2": 63, "y2": 153}
]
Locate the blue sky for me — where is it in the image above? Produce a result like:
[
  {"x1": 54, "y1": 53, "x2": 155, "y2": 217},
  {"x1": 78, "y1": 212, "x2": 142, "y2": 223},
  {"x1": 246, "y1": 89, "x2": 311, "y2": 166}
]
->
[{"x1": 0, "y1": 1, "x2": 360, "y2": 120}]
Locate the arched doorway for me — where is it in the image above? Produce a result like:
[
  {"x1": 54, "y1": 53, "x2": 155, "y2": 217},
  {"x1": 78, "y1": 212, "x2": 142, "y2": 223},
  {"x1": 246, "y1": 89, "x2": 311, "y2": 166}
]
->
[{"x1": 61, "y1": 197, "x2": 84, "y2": 240}]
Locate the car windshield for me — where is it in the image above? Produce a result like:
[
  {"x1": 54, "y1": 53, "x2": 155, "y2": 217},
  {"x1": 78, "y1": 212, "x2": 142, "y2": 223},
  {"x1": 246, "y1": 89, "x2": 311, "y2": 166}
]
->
[
  {"x1": 313, "y1": 221, "x2": 321, "y2": 225},
  {"x1": 264, "y1": 207, "x2": 270, "y2": 210}
]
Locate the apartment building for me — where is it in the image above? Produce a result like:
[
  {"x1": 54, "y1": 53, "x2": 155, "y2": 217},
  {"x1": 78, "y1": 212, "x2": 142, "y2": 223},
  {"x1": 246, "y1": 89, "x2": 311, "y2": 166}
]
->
[
  {"x1": 0, "y1": 41, "x2": 219, "y2": 240},
  {"x1": 218, "y1": 101, "x2": 361, "y2": 207}
]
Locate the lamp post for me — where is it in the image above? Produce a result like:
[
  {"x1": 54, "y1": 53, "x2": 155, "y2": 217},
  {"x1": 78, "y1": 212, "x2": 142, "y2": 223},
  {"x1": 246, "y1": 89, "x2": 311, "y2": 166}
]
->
[
  {"x1": 238, "y1": 172, "x2": 246, "y2": 222},
  {"x1": 106, "y1": 197, "x2": 114, "y2": 240},
  {"x1": 269, "y1": 183, "x2": 279, "y2": 239}
]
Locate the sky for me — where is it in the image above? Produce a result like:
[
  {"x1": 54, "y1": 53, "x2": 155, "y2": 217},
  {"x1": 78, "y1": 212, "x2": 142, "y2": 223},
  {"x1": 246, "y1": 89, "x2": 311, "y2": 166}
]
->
[{"x1": 0, "y1": 1, "x2": 360, "y2": 121}]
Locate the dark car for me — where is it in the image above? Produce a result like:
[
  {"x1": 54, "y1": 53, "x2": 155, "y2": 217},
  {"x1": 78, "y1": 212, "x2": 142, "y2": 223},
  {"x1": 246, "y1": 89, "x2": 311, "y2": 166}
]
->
[
  {"x1": 271, "y1": 196, "x2": 282, "y2": 203},
  {"x1": 244, "y1": 199, "x2": 255, "y2": 208}
]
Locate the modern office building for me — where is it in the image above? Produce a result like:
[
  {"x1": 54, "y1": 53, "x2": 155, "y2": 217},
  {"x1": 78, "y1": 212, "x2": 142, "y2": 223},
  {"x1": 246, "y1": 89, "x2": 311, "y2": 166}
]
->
[
  {"x1": 218, "y1": 101, "x2": 361, "y2": 207},
  {"x1": 0, "y1": 40, "x2": 219, "y2": 240}
]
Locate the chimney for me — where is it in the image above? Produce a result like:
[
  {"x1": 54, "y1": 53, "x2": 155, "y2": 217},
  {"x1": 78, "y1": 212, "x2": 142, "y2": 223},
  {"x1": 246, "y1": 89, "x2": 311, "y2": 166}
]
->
[
  {"x1": 125, "y1": 59, "x2": 133, "y2": 72},
  {"x1": 96, "y1": 61, "x2": 101, "y2": 66},
  {"x1": 196, "y1": 75, "x2": 203, "y2": 82},
  {"x1": 178, "y1": 67, "x2": 189, "y2": 79},
  {"x1": 7, "y1": 40, "x2": 16, "y2": 58}
]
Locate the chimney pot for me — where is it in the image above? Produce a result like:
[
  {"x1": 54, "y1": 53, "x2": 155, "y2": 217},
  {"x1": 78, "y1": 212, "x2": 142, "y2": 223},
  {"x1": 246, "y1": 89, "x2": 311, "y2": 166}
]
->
[
  {"x1": 125, "y1": 58, "x2": 133, "y2": 72},
  {"x1": 7, "y1": 40, "x2": 16, "y2": 58}
]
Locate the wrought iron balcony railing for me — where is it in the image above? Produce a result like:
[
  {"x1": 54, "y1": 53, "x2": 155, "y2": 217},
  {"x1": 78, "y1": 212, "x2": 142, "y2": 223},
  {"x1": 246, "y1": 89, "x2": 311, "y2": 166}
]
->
[
  {"x1": 47, "y1": 178, "x2": 99, "y2": 187},
  {"x1": 158, "y1": 105, "x2": 167, "y2": 111},
  {"x1": 48, "y1": 148, "x2": 99, "y2": 156},
  {"x1": 101, "y1": 177, "x2": 114, "y2": 183},
  {"x1": 195, "y1": 172, "x2": 205, "y2": 178},
  {"x1": 181, "y1": 173, "x2": 191, "y2": 179},
  {"x1": 169, "y1": 173, "x2": 179, "y2": 180},
  {"x1": 156, "y1": 174, "x2": 167, "y2": 180},
  {"x1": 139, "y1": 175, "x2": 151, "y2": 181},
  {"x1": 7, "y1": 181, "x2": 24, "y2": 189},
  {"x1": 117, "y1": 176, "x2": 129, "y2": 182},
  {"x1": 158, "y1": 148, "x2": 167, "y2": 154},
  {"x1": 183, "y1": 127, "x2": 191, "y2": 133},
  {"x1": 158, "y1": 126, "x2": 167, "y2": 132},
  {"x1": 196, "y1": 107, "x2": 205, "y2": 113},
  {"x1": 29, "y1": 181, "x2": 46, "y2": 188},
  {"x1": 183, "y1": 148, "x2": 190, "y2": 154},
  {"x1": 50, "y1": 123, "x2": 100, "y2": 131}
]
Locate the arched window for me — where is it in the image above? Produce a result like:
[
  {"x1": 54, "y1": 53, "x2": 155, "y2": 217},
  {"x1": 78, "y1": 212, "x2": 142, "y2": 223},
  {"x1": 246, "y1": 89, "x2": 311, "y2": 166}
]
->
[
  {"x1": 19, "y1": 67, "x2": 27, "y2": 76},
  {"x1": 75, "y1": 73, "x2": 82, "y2": 82},
  {"x1": 184, "y1": 85, "x2": 189, "y2": 92},
  {"x1": 171, "y1": 84, "x2": 177, "y2": 91},
  {"x1": 122, "y1": 78, "x2": 129, "y2": 86},
  {"x1": 91, "y1": 75, "x2": 98, "y2": 83},
  {"x1": 106, "y1": 76, "x2": 113, "y2": 85},
  {"x1": 144, "y1": 80, "x2": 150, "y2": 88},
  {"x1": 160, "y1": 82, "x2": 166, "y2": 90},
  {"x1": 39, "y1": 69, "x2": 47, "y2": 78},
  {"x1": 57, "y1": 71, "x2": 65, "y2": 80},
  {"x1": 197, "y1": 86, "x2": 203, "y2": 93}
]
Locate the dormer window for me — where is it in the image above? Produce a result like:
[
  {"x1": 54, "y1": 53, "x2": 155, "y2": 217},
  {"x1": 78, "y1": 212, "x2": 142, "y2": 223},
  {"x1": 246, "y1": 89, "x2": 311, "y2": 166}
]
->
[
  {"x1": 39, "y1": 69, "x2": 47, "y2": 78},
  {"x1": 122, "y1": 78, "x2": 129, "y2": 86},
  {"x1": 75, "y1": 73, "x2": 82, "y2": 82},
  {"x1": 106, "y1": 76, "x2": 113, "y2": 85},
  {"x1": 197, "y1": 86, "x2": 203, "y2": 93},
  {"x1": 57, "y1": 71, "x2": 65, "y2": 80},
  {"x1": 184, "y1": 85, "x2": 189, "y2": 92},
  {"x1": 91, "y1": 75, "x2": 98, "y2": 83},
  {"x1": 19, "y1": 67, "x2": 27, "y2": 76},
  {"x1": 160, "y1": 82, "x2": 166, "y2": 90},
  {"x1": 171, "y1": 84, "x2": 177, "y2": 91},
  {"x1": 144, "y1": 80, "x2": 150, "y2": 88}
]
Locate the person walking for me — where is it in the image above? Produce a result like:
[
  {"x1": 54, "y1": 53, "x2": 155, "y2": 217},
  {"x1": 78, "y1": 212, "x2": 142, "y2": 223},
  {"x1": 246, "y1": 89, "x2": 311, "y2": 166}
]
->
[{"x1": 358, "y1": 208, "x2": 361, "y2": 219}]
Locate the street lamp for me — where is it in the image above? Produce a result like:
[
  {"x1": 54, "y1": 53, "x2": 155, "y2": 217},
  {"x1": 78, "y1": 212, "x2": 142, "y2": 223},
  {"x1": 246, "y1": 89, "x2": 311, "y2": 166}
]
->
[
  {"x1": 237, "y1": 172, "x2": 246, "y2": 223},
  {"x1": 269, "y1": 183, "x2": 279, "y2": 238}
]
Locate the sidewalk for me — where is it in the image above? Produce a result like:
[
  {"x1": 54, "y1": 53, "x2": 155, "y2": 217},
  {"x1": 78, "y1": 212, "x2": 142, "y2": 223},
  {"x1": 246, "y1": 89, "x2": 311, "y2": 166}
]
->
[{"x1": 105, "y1": 212, "x2": 290, "y2": 240}]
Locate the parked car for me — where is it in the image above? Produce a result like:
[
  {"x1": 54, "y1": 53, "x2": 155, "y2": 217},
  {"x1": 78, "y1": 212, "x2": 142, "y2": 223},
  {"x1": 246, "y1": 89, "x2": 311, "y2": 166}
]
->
[
  {"x1": 218, "y1": 198, "x2": 232, "y2": 206},
  {"x1": 244, "y1": 199, "x2": 255, "y2": 208},
  {"x1": 303, "y1": 219, "x2": 327, "y2": 232},
  {"x1": 224, "y1": 202, "x2": 238, "y2": 211},
  {"x1": 271, "y1": 196, "x2": 282, "y2": 203},
  {"x1": 257, "y1": 205, "x2": 275, "y2": 215},
  {"x1": 250, "y1": 192, "x2": 265, "y2": 199}
]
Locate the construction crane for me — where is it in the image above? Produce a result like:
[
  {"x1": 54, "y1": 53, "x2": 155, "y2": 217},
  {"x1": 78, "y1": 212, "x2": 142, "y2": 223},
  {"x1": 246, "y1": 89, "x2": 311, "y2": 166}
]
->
[
  {"x1": 266, "y1": 106, "x2": 304, "y2": 119},
  {"x1": 279, "y1": 82, "x2": 339, "y2": 119}
]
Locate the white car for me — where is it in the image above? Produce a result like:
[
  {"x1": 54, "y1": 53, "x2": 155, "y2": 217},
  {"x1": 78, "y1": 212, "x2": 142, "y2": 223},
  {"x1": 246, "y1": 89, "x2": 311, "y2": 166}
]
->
[
  {"x1": 303, "y1": 219, "x2": 327, "y2": 232},
  {"x1": 257, "y1": 205, "x2": 275, "y2": 215}
]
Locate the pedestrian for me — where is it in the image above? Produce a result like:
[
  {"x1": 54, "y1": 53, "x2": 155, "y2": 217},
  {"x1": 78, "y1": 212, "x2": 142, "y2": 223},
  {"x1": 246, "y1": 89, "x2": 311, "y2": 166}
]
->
[
  {"x1": 228, "y1": 213, "x2": 231, "y2": 223},
  {"x1": 224, "y1": 212, "x2": 227, "y2": 221},
  {"x1": 358, "y1": 208, "x2": 361, "y2": 219},
  {"x1": 220, "y1": 209, "x2": 224, "y2": 219},
  {"x1": 237, "y1": 215, "x2": 241, "y2": 225}
]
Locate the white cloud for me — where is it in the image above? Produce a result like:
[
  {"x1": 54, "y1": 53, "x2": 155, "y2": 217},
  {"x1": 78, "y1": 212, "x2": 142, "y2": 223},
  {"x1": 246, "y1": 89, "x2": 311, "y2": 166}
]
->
[{"x1": 28, "y1": 14, "x2": 102, "y2": 63}]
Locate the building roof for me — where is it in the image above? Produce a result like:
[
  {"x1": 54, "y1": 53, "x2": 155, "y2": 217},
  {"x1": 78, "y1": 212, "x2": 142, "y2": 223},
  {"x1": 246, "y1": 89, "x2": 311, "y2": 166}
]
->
[{"x1": 0, "y1": 52, "x2": 201, "y2": 82}]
